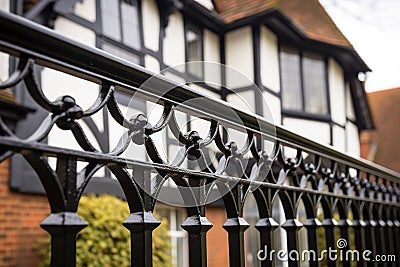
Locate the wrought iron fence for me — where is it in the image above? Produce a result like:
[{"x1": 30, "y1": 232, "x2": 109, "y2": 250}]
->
[{"x1": 0, "y1": 11, "x2": 399, "y2": 267}]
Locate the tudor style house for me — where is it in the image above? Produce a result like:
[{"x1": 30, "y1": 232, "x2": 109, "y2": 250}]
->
[{"x1": 0, "y1": 0, "x2": 374, "y2": 266}]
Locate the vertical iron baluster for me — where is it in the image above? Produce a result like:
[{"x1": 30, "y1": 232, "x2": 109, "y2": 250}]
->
[
  {"x1": 222, "y1": 184, "x2": 250, "y2": 267},
  {"x1": 384, "y1": 218, "x2": 395, "y2": 267},
  {"x1": 383, "y1": 184, "x2": 395, "y2": 267},
  {"x1": 337, "y1": 218, "x2": 351, "y2": 267},
  {"x1": 255, "y1": 217, "x2": 279, "y2": 267},
  {"x1": 181, "y1": 213, "x2": 213, "y2": 267},
  {"x1": 123, "y1": 167, "x2": 160, "y2": 267},
  {"x1": 223, "y1": 216, "x2": 250, "y2": 267},
  {"x1": 322, "y1": 217, "x2": 338, "y2": 267},
  {"x1": 123, "y1": 211, "x2": 160, "y2": 267},
  {"x1": 41, "y1": 212, "x2": 87, "y2": 267},
  {"x1": 373, "y1": 210, "x2": 386, "y2": 267},
  {"x1": 363, "y1": 215, "x2": 376, "y2": 267},
  {"x1": 281, "y1": 218, "x2": 302, "y2": 267},
  {"x1": 40, "y1": 156, "x2": 87, "y2": 267},
  {"x1": 181, "y1": 176, "x2": 213, "y2": 267},
  {"x1": 393, "y1": 205, "x2": 400, "y2": 267},
  {"x1": 352, "y1": 218, "x2": 366, "y2": 267},
  {"x1": 394, "y1": 217, "x2": 400, "y2": 267},
  {"x1": 253, "y1": 185, "x2": 279, "y2": 267},
  {"x1": 303, "y1": 218, "x2": 320, "y2": 267}
]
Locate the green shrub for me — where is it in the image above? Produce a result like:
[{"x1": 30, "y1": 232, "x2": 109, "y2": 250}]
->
[{"x1": 39, "y1": 194, "x2": 172, "y2": 267}]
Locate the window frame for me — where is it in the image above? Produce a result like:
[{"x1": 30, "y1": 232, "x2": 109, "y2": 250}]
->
[
  {"x1": 279, "y1": 45, "x2": 331, "y2": 120},
  {"x1": 97, "y1": 0, "x2": 145, "y2": 66}
]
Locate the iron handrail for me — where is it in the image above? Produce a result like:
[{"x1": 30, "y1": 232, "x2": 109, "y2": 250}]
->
[{"x1": 0, "y1": 11, "x2": 398, "y2": 181}]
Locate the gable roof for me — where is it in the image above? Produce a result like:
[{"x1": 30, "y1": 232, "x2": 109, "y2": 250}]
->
[
  {"x1": 213, "y1": 0, "x2": 352, "y2": 48},
  {"x1": 362, "y1": 88, "x2": 400, "y2": 172}
]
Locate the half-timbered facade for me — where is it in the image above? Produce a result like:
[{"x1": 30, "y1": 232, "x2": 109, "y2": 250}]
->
[{"x1": 0, "y1": 0, "x2": 377, "y2": 266}]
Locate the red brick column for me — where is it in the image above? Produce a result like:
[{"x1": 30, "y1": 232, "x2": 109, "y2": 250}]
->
[{"x1": 0, "y1": 160, "x2": 50, "y2": 267}]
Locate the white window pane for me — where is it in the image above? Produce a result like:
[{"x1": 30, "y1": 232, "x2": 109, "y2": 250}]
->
[
  {"x1": 303, "y1": 54, "x2": 328, "y2": 114},
  {"x1": 100, "y1": 0, "x2": 121, "y2": 41},
  {"x1": 280, "y1": 49, "x2": 302, "y2": 110},
  {"x1": 121, "y1": 1, "x2": 141, "y2": 50}
]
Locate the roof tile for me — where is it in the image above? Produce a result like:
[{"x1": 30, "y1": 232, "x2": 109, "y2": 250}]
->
[{"x1": 213, "y1": 0, "x2": 352, "y2": 48}]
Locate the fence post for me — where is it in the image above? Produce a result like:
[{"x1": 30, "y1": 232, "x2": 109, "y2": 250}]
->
[
  {"x1": 181, "y1": 214, "x2": 212, "y2": 267},
  {"x1": 281, "y1": 218, "x2": 302, "y2": 267},
  {"x1": 255, "y1": 217, "x2": 279, "y2": 267},
  {"x1": 303, "y1": 218, "x2": 321, "y2": 267},
  {"x1": 41, "y1": 212, "x2": 87, "y2": 267},
  {"x1": 223, "y1": 217, "x2": 250, "y2": 267},
  {"x1": 352, "y1": 218, "x2": 366, "y2": 267}
]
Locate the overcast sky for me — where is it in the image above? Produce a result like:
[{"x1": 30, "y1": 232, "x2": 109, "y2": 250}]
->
[{"x1": 319, "y1": 0, "x2": 400, "y2": 92}]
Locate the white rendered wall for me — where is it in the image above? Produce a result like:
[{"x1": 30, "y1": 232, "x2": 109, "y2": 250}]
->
[
  {"x1": 329, "y1": 58, "x2": 346, "y2": 126},
  {"x1": 145, "y1": 55, "x2": 160, "y2": 72},
  {"x1": 203, "y1": 29, "x2": 221, "y2": 88},
  {"x1": 225, "y1": 27, "x2": 254, "y2": 89},
  {"x1": 263, "y1": 91, "x2": 281, "y2": 125},
  {"x1": 226, "y1": 89, "x2": 256, "y2": 114},
  {"x1": 142, "y1": 0, "x2": 160, "y2": 52},
  {"x1": 346, "y1": 83, "x2": 356, "y2": 121},
  {"x1": 44, "y1": 15, "x2": 106, "y2": 160},
  {"x1": 73, "y1": 0, "x2": 96, "y2": 22},
  {"x1": 283, "y1": 118, "x2": 331, "y2": 145},
  {"x1": 260, "y1": 26, "x2": 280, "y2": 93},
  {"x1": 163, "y1": 13, "x2": 185, "y2": 67},
  {"x1": 54, "y1": 17, "x2": 96, "y2": 47},
  {"x1": 0, "y1": 1, "x2": 9, "y2": 12},
  {"x1": 332, "y1": 125, "x2": 346, "y2": 151},
  {"x1": 346, "y1": 121, "x2": 360, "y2": 156},
  {"x1": 189, "y1": 83, "x2": 221, "y2": 99},
  {"x1": 43, "y1": 68, "x2": 105, "y2": 161},
  {"x1": 194, "y1": 0, "x2": 214, "y2": 10},
  {"x1": 0, "y1": 50, "x2": 8, "y2": 83},
  {"x1": 0, "y1": 0, "x2": 10, "y2": 82},
  {"x1": 344, "y1": 81, "x2": 360, "y2": 156}
]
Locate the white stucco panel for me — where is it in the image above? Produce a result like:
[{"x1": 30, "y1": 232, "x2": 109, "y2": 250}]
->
[
  {"x1": 262, "y1": 91, "x2": 281, "y2": 125},
  {"x1": 73, "y1": 0, "x2": 96, "y2": 22},
  {"x1": 332, "y1": 125, "x2": 346, "y2": 151},
  {"x1": 41, "y1": 68, "x2": 99, "y2": 110},
  {"x1": 346, "y1": 121, "x2": 360, "y2": 156},
  {"x1": 329, "y1": 58, "x2": 346, "y2": 126},
  {"x1": 142, "y1": 0, "x2": 160, "y2": 52},
  {"x1": 54, "y1": 17, "x2": 96, "y2": 47},
  {"x1": 194, "y1": 0, "x2": 215, "y2": 10},
  {"x1": 189, "y1": 83, "x2": 221, "y2": 99},
  {"x1": 346, "y1": 83, "x2": 356, "y2": 121},
  {"x1": 0, "y1": 1, "x2": 9, "y2": 12},
  {"x1": 226, "y1": 89, "x2": 256, "y2": 114},
  {"x1": 0, "y1": 52, "x2": 8, "y2": 83},
  {"x1": 283, "y1": 118, "x2": 331, "y2": 145},
  {"x1": 225, "y1": 27, "x2": 254, "y2": 89},
  {"x1": 260, "y1": 26, "x2": 280, "y2": 93},
  {"x1": 163, "y1": 13, "x2": 185, "y2": 67},
  {"x1": 162, "y1": 71, "x2": 186, "y2": 85},
  {"x1": 145, "y1": 55, "x2": 160, "y2": 72},
  {"x1": 203, "y1": 29, "x2": 221, "y2": 88}
]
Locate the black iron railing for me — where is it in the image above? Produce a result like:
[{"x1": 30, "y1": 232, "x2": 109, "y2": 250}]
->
[{"x1": 0, "y1": 11, "x2": 399, "y2": 267}]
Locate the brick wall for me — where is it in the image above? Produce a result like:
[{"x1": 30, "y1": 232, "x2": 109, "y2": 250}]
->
[
  {"x1": 206, "y1": 207, "x2": 229, "y2": 267},
  {"x1": 0, "y1": 160, "x2": 49, "y2": 267},
  {"x1": 360, "y1": 130, "x2": 374, "y2": 160}
]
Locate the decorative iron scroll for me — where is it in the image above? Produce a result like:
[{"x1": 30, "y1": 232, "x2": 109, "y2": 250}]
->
[{"x1": 0, "y1": 11, "x2": 399, "y2": 267}]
